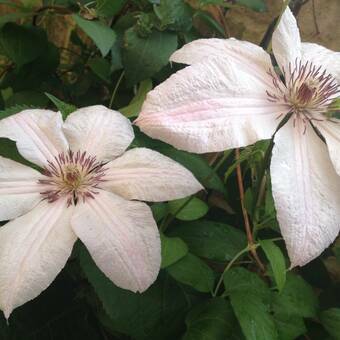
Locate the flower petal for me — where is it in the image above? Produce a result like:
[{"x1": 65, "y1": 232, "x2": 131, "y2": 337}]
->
[
  {"x1": 0, "y1": 156, "x2": 44, "y2": 221},
  {"x1": 314, "y1": 120, "x2": 340, "y2": 176},
  {"x1": 272, "y1": 7, "x2": 302, "y2": 74},
  {"x1": 101, "y1": 148, "x2": 203, "y2": 201},
  {"x1": 270, "y1": 119, "x2": 340, "y2": 267},
  {"x1": 302, "y1": 42, "x2": 340, "y2": 83},
  {"x1": 71, "y1": 190, "x2": 161, "y2": 292},
  {"x1": 63, "y1": 106, "x2": 134, "y2": 161},
  {"x1": 0, "y1": 109, "x2": 68, "y2": 167},
  {"x1": 0, "y1": 198, "x2": 76, "y2": 318},
  {"x1": 171, "y1": 38, "x2": 274, "y2": 80},
  {"x1": 136, "y1": 56, "x2": 289, "y2": 153}
]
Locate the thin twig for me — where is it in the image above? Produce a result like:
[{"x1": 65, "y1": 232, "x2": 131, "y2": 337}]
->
[
  {"x1": 213, "y1": 246, "x2": 250, "y2": 296},
  {"x1": 109, "y1": 71, "x2": 125, "y2": 109},
  {"x1": 235, "y1": 149, "x2": 265, "y2": 272},
  {"x1": 311, "y1": 0, "x2": 320, "y2": 35}
]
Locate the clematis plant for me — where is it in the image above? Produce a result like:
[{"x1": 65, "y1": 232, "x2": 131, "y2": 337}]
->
[
  {"x1": 136, "y1": 7, "x2": 340, "y2": 268},
  {"x1": 0, "y1": 105, "x2": 202, "y2": 318}
]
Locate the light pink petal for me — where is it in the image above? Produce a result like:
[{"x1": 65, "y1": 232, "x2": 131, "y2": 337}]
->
[
  {"x1": 302, "y1": 42, "x2": 340, "y2": 83},
  {"x1": 314, "y1": 119, "x2": 340, "y2": 176},
  {"x1": 270, "y1": 119, "x2": 340, "y2": 267},
  {"x1": 0, "y1": 156, "x2": 44, "y2": 221},
  {"x1": 136, "y1": 56, "x2": 289, "y2": 153},
  {"x1": 63, "y1": 106, "x2": 134, "y2": 162},
  {"x1": 171, "y1": 38, "x2": 274, "y2": 83},
  {"x1": 272, "y1": 7, "x2": 302, "y2": 74},
  {"x1": 0, "y1": 198, "x2": 76, "y2": 318},
  {"x1": 71, "y1": 190, "x2": 160, "y2": 293},
  {"x1": 101, "y1": 148, "x2": 203, "y2": 201},
  {"x1": 0, "y1": 109, "x2": 68, "y2": 167}
]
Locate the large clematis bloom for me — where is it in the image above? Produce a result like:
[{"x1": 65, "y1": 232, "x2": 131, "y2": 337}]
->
[
  {"x1": 136, "y1": 8, "x2": 340, "y2": 268},
  {"x1": 0, "y1": 105, "x2": 202, "y2": 318}
]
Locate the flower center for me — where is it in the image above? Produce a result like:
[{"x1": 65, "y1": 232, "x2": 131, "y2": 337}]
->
[
  {"x1": 39, "y1": 150, "x2": 107, "y2": 206},
  {"x1": 267, "y1": 59, "x2": 339, "y2": 121}
]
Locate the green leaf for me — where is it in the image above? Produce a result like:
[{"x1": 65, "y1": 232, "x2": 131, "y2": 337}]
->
[
  {"x1": 0, "y1": 138, "x2": 34, "y2": 167},
  {"x1": 198, "y1": 0, "x2": 266, "y2": 11},
  {"x1": 72, "y1": 14, "x2": 116, "y2": 57},
  {"x1": 120, "y1": 79, "x2": 152, "y2": 118},
  {"x1": 274, "y1": 314, "x2": 306, "y2": 340},
  {"x1": 236, "y1": 0, "x2": 266, "y2": 11},
  {"x1": 154, "y1": 0, "x2": 193, "y2": 31},
  {"x1": 0, "y1": 12, "x2": 33, "y2": 28},
  {"x1": 0, "y1": 23, "x2": 46, "y2": 67},
  {"x1": 167, "y1": 253, "x2": 215, "y2": 293},
  {"x1": 223, "y1": 267, "x2": 270, "y2": 302},
  {"x1": 223, "y1": 268, "x2": 278, "y2": 340},
  {"x1": 0, "y1": 104, "x2": 32, "y2": 120},
  {"x1": 1, "y1": 41, "x2": 59, "y2": 90},
  {"x1": 334, "y1": 243, "x2": 340, "y2": 263},
  {"x1": 5, "y1": 91, "x2": 48, "y2": 107},
  {"x1": 320, "y1": 308, "x2": 340, "y2": 340},
  {"x1": 259, "y1": 239, "x2": 286, "y2": 292},
  {"x1": 20, "y1": 0, "x2": 41, "y2": 7},
  {"x1": 272, "y1": 273, "x2": 318, "y2": 318},
  {"x1": 45, "y1": 93, "x2": 77, "y2": 120},
  {"x1": 88, "y1": 57, "x2": 111, "y2": 82},
  {"x1": 168, "y1": 197, "x2": 209, "y2": 221},
  {"x1": 122, "y1": 28, "x2": 177, "y2": 86},
  {"x1": 183, "y1": 298, "x2": 234, "y2": 340},
  {"x1": 79, "y1": 245, "x2": 190, "y2": 339},
  {"x1": 230, "y1": 293, "x2": 278, "y2": 340},
  {"x1": 96, "y1": 0, "x2": 127, "y2": 17},
  {"x1": 151, "y1": 202, "x2": 168, "y2": 222},
  {"x1": 161, "y1": 233, "x2": 188, "y2": 268},
  {"x1": 168, "y1": 220, "x2": 247, "y2": 261},
  {"x1": 156, "y1": 145, "x2": 227, "y2": 195}
]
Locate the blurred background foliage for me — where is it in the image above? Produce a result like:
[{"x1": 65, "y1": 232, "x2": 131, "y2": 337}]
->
[{"x1": 0, "y1": 0, "x2": 339, "y2": 339}]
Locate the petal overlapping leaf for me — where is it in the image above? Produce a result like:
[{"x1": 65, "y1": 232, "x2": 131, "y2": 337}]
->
[
  {"x1": 71, "y1": 190, "x2": 161, "y2": 293},
  {"x1": 0, "y1": 198, "x2": 76, "y2": 319},
  {"x1": 0, "y1": 109, "x2": 68, "y2": 167},
  {"x1": 101, "y1": 147, "x2": 203, "y2": 201},
  {"x1": 136, "y1": 56, "x2": 289, "y2": 153}
]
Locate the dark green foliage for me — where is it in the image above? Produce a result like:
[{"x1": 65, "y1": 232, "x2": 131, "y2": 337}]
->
[{"x1": 122, "y1": 28, "x2": 178, "y2": 86}]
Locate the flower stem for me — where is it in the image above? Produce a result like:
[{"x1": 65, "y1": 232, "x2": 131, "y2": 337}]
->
[
  {"x1": 235, "y1": 148, "x2": 265, "y2": 272},
  {"x1": 109, "y1": 70, "x2": 125, "y2": 109},
  {"x1": 212, "y1": 245, "x2": 251, "y2": 297}
]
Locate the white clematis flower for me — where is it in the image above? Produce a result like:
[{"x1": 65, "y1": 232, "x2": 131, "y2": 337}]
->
[
  {"x1": 136, "y1": 8, "x2": 340, "y2": 268},
  {"x1": 0, "y1": 105, "x2": 202, "y2": 319}
]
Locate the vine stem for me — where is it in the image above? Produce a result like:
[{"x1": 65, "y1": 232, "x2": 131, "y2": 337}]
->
[
  {"x1": 109, "y1": 71, "x2": 125, "y2": 109},
  {"x1": 212, "y1": 246, "x2": 250, "y2": 297},
  {"x1": 235, "y1": 148, "x2": 265, "y2": 272}
]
